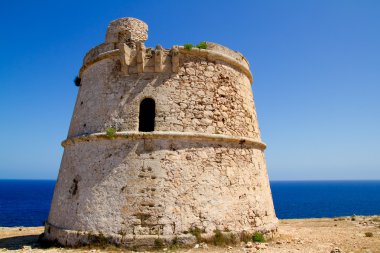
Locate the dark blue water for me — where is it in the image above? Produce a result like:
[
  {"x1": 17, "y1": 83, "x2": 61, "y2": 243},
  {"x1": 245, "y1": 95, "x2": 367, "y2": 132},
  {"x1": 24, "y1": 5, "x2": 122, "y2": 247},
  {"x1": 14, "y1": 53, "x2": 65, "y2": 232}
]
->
[
  {"x1": 0, "y1": 180, "x2": 55, "y2": 227},
  {"x1": 271, "y1": 180, "x2": 380, "y2": 218},
  {"x1": 0, "y1": 180, "x2": 379, "y2": 226}
]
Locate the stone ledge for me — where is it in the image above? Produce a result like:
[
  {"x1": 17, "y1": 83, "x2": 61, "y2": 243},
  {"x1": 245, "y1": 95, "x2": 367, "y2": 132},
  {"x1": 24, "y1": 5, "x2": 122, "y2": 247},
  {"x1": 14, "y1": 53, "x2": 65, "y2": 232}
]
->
[
  {"x1": 43, "y1": 222, "x2": 196, "y2": 249},
  {"x1": 62, "y1": 131, "x2": 266, "y2": 150},
  {"x1": 43, "y1": 221, "x2": 277, "y2": 249}
]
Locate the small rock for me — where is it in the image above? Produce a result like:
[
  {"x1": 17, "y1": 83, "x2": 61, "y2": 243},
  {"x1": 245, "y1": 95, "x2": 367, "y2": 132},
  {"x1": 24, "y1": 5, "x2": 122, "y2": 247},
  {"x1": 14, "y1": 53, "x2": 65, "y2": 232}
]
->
[
  {"x1": 330, "y1": 247, "x2": 342, "y2": 253},
  {"x1": 22, "y1": 246, "x2": 32, "y2": 250},
  {"x1": 199, "y1": 242, "x2": 208, "y2": 249},
  {"x1": 276, "y1": 241, "x2": 283, "y2": 245},
  {"x1": 244, "y1": 248, "x2": 257, "y2": 253},
  {"x1": 206, "y1": 66, "x2": 215, "y2": 71},
  {"x1": 255, "y1": 243, "x2": 267, "y2": 250},
  {"x1": 204, "y1": 71, "x2": 214, "y2": 78},
  {"x1": 246, "y1": 242, "x2": 253, "y2": 248},
  {"x1": 194, "y1": 244, "x2": 199, "y2": 249},
  {"x1": 228, "y1": 246, "x2": 233, "y2": 250},
  {"x1": 185, "y1": 68, "x2": 195, "y2": 75}
]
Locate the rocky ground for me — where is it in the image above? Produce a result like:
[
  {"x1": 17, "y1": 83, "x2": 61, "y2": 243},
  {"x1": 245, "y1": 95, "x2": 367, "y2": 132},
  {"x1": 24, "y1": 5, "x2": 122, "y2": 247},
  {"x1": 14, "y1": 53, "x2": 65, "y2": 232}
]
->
[{"x1": 0, "y1": 216, "x2": 379, "y2": 253}]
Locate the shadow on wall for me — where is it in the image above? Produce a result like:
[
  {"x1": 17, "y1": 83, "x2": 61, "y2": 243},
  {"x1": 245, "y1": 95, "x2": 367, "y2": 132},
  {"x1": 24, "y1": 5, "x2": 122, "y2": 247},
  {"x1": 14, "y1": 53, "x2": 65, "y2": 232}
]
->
[
  {"x1": 104, "y1": 70, "x2": 172, "y2": 132},
  {"x1": 110, "y1": 69, "x2": 172, "y2": 106}
]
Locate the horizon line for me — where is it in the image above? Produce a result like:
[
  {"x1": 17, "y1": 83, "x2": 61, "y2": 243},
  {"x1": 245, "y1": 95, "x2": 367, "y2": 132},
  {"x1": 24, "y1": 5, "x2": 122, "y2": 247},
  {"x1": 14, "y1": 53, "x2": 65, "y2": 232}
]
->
[{"x1": 1, "y1": 178, "x2": 380, "y2": 182}]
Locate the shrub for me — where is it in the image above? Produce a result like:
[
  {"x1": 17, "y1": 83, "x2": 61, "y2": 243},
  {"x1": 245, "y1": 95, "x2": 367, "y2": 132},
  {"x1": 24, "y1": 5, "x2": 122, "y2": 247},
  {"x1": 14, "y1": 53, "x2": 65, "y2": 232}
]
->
[
  {"x1": 189, "y1": 227, "x2": 204, "y2": 243},
  {"x1": 252, "y1": 232, "x2": 265, "y2": 243},
  {"x1": 154, "y1": 238, "x2": 165, "y2": 249},
  {"x1": 365, "y1": 232, "x2": 373, "y2": 237},
  {"x1": 213, "y1": 229, "x2": 226, "y2": 246},
  {"x1": 240, "y1": 231, "x2": 252, "y2": 243},
  {"x1": 351, "y1": 215, "x2": 356, "y2": 221},
  {"x1": 169, "y1": 237, "x2": 181, "y2": 250},
  {"x1": 184, "y1": 44, "x2": 193, "y2": 50},
  {"x1": 227, "y1": 233, "x2": 238, "y2": 245},
  {"x1": 210, "y1": 230, "x2": 238, "y2": 246},
  {"x1": 74, "y1": 76, "x2": 81, "y2": 87},
  {"x1": 106, "y1": 127, "x2": 117, "y2": 139},
  {"x1": 196, "y1": 42, "x2": 207, "y2": 49}
]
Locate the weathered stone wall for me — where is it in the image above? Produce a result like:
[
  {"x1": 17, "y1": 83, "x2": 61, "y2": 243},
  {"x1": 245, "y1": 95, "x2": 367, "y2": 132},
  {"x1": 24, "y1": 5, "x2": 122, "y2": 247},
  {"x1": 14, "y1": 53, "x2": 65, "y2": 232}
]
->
[
  {"x1": 46, "y1": 137, "x2": 276, "y2": 247},
  {"x1": 48, "y1": 138, "x2": 275, "y2": 235},
  {"x1": 68, "y1": 56, "x2": 260, "y2": 140},
  {"x1": 45, "y1": 17, "x2": 278, "y2": 247}
]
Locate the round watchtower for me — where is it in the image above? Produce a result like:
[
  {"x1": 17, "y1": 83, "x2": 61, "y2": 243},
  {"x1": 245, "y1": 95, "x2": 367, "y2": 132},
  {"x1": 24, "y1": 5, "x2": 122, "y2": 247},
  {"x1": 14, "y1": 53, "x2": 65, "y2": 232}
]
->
[{"x1": 44, "y1": 17, "x2": 278, "y2": 248}]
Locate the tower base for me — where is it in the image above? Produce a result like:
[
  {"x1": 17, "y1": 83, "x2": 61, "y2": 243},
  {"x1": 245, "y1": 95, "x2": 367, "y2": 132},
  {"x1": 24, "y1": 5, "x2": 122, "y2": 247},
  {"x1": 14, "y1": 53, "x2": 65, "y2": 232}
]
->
[{"x1": 43, "y1": 221, "x2": 277, "y2": 249}]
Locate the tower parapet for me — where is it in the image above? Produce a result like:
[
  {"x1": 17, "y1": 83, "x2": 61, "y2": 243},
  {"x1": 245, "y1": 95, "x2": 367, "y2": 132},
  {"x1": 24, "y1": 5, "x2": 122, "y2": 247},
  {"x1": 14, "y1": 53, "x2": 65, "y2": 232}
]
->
[{"x1": 44, "y1": 17, "x2": 278, "y2": 248}]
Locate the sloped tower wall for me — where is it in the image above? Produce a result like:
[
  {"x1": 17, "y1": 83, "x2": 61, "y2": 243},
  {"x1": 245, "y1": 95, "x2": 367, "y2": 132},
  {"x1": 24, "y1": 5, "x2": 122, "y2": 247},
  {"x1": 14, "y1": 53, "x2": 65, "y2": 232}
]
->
[{"x1": 44, "y1": 17, "x2": 278, "y2": 247}]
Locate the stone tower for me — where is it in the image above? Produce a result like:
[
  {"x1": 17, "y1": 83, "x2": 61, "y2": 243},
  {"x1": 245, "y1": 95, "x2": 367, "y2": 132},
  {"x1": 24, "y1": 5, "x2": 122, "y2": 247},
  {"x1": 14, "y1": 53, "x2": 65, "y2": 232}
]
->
[{"x1": 44, "y1": 17, "x2": 278, "y2": 247}]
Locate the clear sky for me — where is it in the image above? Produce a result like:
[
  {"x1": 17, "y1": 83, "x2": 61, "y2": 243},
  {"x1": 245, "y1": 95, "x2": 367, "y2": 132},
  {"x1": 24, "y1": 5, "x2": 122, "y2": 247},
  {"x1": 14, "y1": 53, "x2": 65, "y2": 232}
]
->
[{"x1": 0, "y1": 0, "x2": 379, "y2": 180}]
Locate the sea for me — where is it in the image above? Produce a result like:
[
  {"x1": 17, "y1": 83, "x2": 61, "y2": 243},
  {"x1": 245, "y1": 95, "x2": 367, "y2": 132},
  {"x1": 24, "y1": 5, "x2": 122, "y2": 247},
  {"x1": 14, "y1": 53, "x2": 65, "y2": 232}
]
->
[{"x1": 0, "y1": 180, "x2": 379, "y2": 227}]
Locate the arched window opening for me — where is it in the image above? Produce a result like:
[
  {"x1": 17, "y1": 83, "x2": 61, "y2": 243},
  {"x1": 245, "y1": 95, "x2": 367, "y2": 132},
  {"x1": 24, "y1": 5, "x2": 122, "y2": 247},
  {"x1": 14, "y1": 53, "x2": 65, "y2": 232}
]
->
[{"x1": 139, "y1": 98, "x2": 155, "y2": 132}]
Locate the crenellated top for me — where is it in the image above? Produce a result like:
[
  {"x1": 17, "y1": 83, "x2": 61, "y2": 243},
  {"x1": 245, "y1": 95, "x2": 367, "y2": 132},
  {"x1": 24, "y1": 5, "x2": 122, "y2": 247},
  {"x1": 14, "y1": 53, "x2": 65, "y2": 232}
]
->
[{"x1": 79, "y1": 18, "x2": 253, "y2": 83}]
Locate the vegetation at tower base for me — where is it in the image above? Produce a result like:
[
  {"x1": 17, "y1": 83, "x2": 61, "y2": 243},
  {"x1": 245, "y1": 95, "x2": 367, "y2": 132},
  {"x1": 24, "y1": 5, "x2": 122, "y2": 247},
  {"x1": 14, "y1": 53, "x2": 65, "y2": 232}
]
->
[
  {"x1": 2, "y1": 216, "x2": 380, "y2": 252},
  {"x1": 252, "y1": 231, "x2": 266, "y2": 242},
  {"x1": 43, "y1": 17, "x2": 278, "y2": 248},
  {"x1": 188, "y1": 226, "x2": 204, "y2": 243}
]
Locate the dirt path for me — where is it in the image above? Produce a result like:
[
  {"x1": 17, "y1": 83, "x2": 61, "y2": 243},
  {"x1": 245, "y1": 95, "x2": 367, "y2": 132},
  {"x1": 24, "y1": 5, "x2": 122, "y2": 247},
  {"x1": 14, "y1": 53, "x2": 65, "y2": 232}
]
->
[{"x1": 0, "y1": 216, "x2": 379, "y2": 253}]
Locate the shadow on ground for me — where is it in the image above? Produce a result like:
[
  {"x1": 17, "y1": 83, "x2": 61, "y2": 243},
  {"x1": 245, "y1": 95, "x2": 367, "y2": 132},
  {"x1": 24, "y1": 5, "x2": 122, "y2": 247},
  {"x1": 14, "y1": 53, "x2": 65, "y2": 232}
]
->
[{"x1": 0, "y1": 235, "x2": 40, "y2": 250}]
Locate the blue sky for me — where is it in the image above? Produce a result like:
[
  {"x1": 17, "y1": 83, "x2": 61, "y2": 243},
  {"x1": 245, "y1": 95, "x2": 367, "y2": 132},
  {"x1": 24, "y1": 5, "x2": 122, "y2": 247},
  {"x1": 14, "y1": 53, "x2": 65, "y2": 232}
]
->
[{"x1": 0, "y1": 0, "x2": 379, "y2": 180}]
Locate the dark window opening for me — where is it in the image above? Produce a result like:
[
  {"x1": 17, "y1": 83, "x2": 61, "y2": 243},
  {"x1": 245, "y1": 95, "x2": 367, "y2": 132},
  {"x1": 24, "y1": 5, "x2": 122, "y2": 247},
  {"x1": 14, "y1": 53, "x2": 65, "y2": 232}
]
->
[{"x1": 139, "y1": 98, "x2": 155, "y2": 132}]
